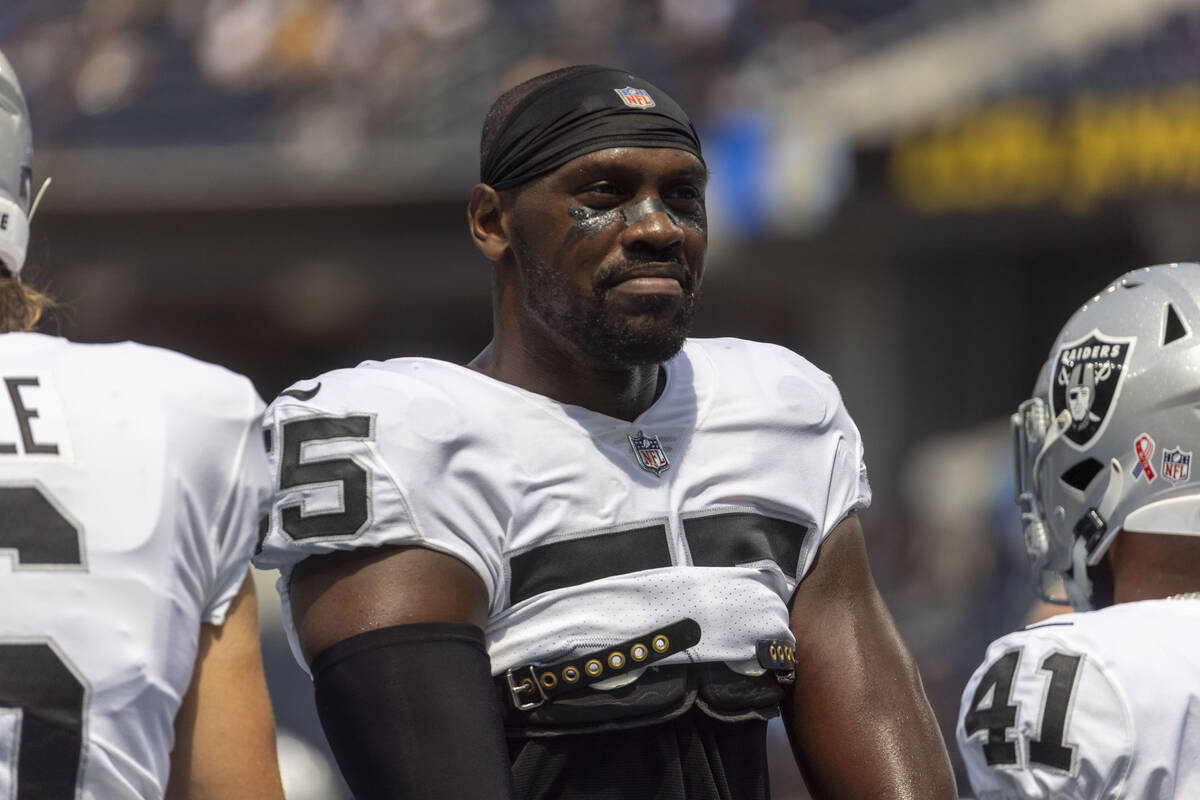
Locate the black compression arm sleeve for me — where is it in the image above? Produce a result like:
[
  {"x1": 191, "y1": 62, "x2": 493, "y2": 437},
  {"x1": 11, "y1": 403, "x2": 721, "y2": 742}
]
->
[{"x1": 310, "y1": 622, "x2": 515, "y2": 800}]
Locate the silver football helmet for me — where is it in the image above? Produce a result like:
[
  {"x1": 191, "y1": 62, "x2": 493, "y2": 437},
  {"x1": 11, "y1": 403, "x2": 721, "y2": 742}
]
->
[
  {"x1": 1014, "y1": 263, "x2": 1200, "y2": 609},
  {"x1": 0, "y1": 49, "x2": 32, "y2": 276}
]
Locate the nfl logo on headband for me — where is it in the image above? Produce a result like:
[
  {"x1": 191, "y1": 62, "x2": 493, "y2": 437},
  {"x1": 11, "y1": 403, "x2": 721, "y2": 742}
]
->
[{"x1": 614, "y1": 87, "x2": 656, "y2": 109}]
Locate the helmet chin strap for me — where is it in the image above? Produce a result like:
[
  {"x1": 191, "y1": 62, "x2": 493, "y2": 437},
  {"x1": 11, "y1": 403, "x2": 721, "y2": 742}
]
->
[
  {"x1": 1064, "y1": 537, "x2": 1094, "y2": 609},
  {"x1": 1063, "y1": 458, "x2": 1124, "y2": 610},
  {"x1": 1085, "y1": 459, "x2": 1125, "y2": 566},
  {"x1": 28, "y1": 176, "x2": 51, "y2": 223}
]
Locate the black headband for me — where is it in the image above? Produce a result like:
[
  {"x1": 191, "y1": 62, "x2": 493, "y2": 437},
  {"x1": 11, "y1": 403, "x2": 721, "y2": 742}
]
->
[{"x1": 481, "y1": 66, "x2": 704, "y2": 190}]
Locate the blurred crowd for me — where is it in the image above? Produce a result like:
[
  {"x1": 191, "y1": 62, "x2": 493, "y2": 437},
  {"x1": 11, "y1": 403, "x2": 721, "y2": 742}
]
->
[{"x1": 1, "y1": 0, "x2": 993, "y2": 150}]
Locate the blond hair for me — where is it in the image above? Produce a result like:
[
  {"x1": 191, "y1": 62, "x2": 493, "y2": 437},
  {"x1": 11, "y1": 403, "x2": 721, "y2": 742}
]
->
[{"x1": 0, "y1": 272, "x2": 52, "y2": 333}]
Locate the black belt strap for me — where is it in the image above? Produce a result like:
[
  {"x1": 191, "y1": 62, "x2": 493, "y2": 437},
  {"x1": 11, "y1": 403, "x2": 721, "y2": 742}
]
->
[
  {"x1": 755, "y1": 638, "x2": 796, "y2": 683},
  {"x1": 503, "y1": 618, "x2": 702, "y2": 711}
]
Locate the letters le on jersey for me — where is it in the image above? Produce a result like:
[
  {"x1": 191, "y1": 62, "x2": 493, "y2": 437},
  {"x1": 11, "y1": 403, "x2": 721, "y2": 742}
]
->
[
  {"x1": 0, "y1": 333, "x2": 269, "y2": 798},
  {"x1": 1050, "y1": 330, "x2": 1135, "y2": 448}
]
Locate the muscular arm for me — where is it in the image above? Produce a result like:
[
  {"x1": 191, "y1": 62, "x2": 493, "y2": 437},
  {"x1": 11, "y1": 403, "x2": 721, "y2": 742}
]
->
[
  {"x1": 290, "y1": 544, "x2": 489, "y2": 661},
  {"x1": 167, "y1": 574, "x2": 284, "y2": 800},
  {"x1": 781, "y1": 515, "x2": 957, "y2": 800},
  {"x1": 289, "y1": 545, "x2": 512, "y2": 800}
]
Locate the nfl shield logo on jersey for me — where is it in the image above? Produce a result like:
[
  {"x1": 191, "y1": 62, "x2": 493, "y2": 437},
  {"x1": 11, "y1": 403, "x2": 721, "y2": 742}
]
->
[
  {"x1": 1162, "y1": 446, "x2": 1192, "y2": 483},
  {"x1": 614, "y1": 87, "x2": 656, "y2": 109},
  {"x1": 628, "y1": 430, "x2": 669, "y2": 476},
  {"x1": 1050, "y1": 330, "x2": 1135, "y2": 448}
]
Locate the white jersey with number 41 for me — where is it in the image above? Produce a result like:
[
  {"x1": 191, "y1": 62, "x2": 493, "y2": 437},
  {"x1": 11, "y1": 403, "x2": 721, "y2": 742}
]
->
[{"x1": 957, "y1": 598, "x2": 1200, "y2": 800}]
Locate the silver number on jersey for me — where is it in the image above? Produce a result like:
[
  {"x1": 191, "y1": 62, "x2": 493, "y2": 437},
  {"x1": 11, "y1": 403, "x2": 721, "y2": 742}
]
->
[
  {"x1": 0, "y1": 485, "x2": 88, "y2": 799},
  {"x1": 276, "y1": 415, "x2": 375, "y2": 541},
  {"x1": 963, "y1": 647, "x2": 1084, "y2": 774}
]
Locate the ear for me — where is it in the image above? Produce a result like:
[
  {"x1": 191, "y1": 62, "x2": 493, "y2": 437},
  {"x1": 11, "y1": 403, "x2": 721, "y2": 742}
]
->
[{"x1": 467, "y1": 184, "x2": 510, "y2": 262}]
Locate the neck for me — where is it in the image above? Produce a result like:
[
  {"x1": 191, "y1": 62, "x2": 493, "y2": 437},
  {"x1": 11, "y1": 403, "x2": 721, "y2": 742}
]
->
[
  {"x1": 471, "y1": 271, "x2": 675, "y2": 420},
  {"x1": 469, "y1": 297, "x2": 665, "y2": 422},
  {"x1": 1109, "y1": 530, "x2": 1200, "y2": 604},
  {"x1": 471, "y1": 341, "x2": 663, "y2": 421}
]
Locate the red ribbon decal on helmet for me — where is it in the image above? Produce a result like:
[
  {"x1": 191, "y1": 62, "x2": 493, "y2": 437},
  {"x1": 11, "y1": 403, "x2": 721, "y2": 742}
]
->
[{"x1": 1134, "y1": 434, "x2": 1156, "y2": 481}]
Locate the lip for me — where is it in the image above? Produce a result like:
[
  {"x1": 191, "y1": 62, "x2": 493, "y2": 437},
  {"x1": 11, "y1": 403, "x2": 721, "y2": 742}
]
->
[{"x1": 605, "y1": 262, "x2": 689, "y2": 290}]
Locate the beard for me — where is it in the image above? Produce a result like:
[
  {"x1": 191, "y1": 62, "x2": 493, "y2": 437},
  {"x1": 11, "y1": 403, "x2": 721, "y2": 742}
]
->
[{"x1": 515, "y1": 236, "x2": 698, "y2": 370}]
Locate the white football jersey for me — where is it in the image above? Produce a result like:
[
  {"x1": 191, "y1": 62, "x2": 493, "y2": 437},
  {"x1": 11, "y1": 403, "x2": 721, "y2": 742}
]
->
[
  {"x1": 958, "y1": 598, "x2": 1200, "y2": 800},
  {"x1": 256, "y1": 337, "x2": 871, "y2": 677},
  {"x1": 0, "y1": 332, "x2": 269, "y2": 799}
]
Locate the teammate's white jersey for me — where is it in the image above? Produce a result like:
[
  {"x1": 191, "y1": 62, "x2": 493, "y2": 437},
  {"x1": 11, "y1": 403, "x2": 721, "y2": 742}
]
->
[
  {"x1": 957, "y1": 599, "x2": 1200, "y2": 800},
  {"x1": 256, "y1": 337, "x2": 871, "y2": 676},
  {"x1": 0, "y1": 332, "x2": 269, "y2": 799}
]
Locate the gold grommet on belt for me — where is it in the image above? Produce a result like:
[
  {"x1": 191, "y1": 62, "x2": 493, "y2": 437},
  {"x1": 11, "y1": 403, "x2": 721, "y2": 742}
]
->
[
  {"x1": 608, "y1": 651, "x2": 625, "y2": 669},
  {"x1": 769, "y1": 644, "x2": 778, "y2": 661},
  {"x1": 584, "y1": 659, "x2": 603, "y2": 677},
  {"x1": 652, "y1": 634, "x2": 669, "y2": 653},
  {"x1": 519, "y1": 678, "x2": 535, "y2": 694},
  {"x1": 562, "y1": 665, "x2": 580, "y2": 683},
  {"x1": 630, "y1": 643, "x2": 649, "y2": 661},
  {"x1": 539, "y1": 672, "x2": 558, "y2": 689}
]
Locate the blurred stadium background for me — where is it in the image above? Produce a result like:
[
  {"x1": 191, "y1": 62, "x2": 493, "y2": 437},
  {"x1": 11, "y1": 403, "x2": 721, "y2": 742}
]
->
[{"x1": 5, "y1": 0, "x2": 1200, "y2": 796}]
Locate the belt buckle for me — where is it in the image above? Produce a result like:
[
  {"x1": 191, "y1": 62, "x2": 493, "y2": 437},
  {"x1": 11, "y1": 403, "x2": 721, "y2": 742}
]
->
[{"x1": 505, "y1": 665, "x2": 546, "y2": 710}]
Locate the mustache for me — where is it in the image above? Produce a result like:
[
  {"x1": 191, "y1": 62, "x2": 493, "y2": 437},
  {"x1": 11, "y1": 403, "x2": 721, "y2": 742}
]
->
[{"x1": 594, "y1": 258, "x2": 694, "y2": 292}]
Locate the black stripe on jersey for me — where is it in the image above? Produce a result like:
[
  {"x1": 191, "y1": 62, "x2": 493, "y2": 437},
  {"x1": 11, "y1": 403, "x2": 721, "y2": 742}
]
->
[
  {"x1": 682, "y1": 511, "x2": 806, "y2": 578},
  {"x1": 1024, "y1": 621, "x2": 1075, "y2": 630},
  {"x1": 508, "y1": 523, "x2": 672, "y2": 605}
]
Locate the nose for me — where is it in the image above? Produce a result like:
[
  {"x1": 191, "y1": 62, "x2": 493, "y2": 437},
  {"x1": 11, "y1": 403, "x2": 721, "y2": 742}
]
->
[{"x1": 619, "y1": 197, "x2": 685, "y2": 252}]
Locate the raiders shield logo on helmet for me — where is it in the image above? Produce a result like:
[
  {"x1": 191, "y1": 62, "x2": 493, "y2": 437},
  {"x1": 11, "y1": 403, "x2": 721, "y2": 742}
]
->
[{"x1": 1050, "y1": 330, "x2": 1135, "y2": 448}]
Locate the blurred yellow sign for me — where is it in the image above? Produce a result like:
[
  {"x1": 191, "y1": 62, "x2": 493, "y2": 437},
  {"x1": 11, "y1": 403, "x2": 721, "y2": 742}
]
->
[{"x1": 891, "y1": 86, "x2": 1200, "y2": 213}]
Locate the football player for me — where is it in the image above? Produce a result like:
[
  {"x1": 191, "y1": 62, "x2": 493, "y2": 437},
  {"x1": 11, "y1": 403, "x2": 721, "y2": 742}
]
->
[
  {"x1": 958, "y1": 264, "x2": 1200, "y2": 798},
  {"x1": 256, "y1": 65, "x2": 957, "y2": 799},
  {"x1": 0, "y1": 51, "x2": 285, "y2": 799}
]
